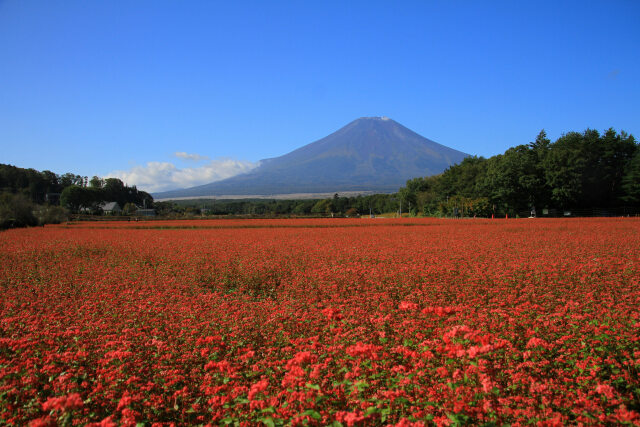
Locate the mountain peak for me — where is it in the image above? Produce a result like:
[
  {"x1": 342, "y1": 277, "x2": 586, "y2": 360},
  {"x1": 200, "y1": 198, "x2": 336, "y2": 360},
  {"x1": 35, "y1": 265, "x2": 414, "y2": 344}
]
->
[
  {"x1": 357, "y1": 116, "x2": 391, "y2": 121},
  {"x1": 154, "y1": 118, "x2": 469, "y2": 199}
]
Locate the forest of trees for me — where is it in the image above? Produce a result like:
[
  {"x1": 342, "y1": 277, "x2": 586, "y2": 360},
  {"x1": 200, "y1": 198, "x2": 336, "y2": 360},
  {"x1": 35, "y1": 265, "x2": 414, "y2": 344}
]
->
[
  {"x1": 398, "y1": 128, "x2": 639, "y2": 217},
  {"x1": 0, "y1": 164, "x2": 153, "y2": 228},
  {"x1": 59, "y1": 177, "x2": 153, "y2": 214},
  {"x1": 154, "y1": 193, "x2": 400, "y2": 218}
]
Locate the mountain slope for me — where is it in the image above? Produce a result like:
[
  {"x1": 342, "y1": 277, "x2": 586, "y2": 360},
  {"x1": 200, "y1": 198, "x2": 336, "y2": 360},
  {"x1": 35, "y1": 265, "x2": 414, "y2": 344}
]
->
[{"x1": 154, "y1": 117, "x2": 468, "y2": 198}]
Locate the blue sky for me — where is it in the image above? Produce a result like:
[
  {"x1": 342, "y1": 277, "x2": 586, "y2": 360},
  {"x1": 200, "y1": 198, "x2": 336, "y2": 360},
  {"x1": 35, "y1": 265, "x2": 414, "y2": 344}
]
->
[{"x1": 1, "y1": 1, "x2": 639, "y2": 192}]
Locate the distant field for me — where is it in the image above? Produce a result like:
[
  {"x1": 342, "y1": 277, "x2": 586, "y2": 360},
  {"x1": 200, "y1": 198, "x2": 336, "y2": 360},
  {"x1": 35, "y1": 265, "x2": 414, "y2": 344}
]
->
[{"x1": 1, "y1": 218, "x2": 639, "y2": 425}]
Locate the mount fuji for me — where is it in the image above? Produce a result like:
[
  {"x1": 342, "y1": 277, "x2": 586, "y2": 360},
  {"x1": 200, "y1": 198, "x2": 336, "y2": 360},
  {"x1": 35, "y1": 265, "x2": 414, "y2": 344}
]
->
[{"x1": 154, "y1": 117, "x2": 468, "y2": 199}]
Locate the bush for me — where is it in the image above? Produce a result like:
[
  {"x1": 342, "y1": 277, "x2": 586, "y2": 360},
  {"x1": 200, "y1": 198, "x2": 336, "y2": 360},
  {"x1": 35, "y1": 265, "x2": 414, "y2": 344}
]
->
[
  {"x1": 0, "y1": 193, "x2": 38, "y2": 230},
  {"x1": 122, "y1": 202, "x2": 138, "y2": 216},
  {"x1": 36, "y1": 205, "x2": 69, "y2": 225}
]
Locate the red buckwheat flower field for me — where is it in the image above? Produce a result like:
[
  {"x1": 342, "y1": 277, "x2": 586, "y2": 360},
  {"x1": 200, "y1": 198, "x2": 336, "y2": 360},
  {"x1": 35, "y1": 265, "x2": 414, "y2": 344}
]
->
[{"x1": 1, "y1": 218, "x2": 639, "y2": 426}]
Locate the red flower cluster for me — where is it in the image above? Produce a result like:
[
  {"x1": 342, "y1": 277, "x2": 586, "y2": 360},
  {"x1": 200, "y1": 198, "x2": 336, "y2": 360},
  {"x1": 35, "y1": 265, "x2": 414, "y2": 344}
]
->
[
  {"x1": 42, "y1": 393, "x2": 83, "y2": 412},
  {"x1": 1, "y1": 217, "x2": 639, "y2": 425}
]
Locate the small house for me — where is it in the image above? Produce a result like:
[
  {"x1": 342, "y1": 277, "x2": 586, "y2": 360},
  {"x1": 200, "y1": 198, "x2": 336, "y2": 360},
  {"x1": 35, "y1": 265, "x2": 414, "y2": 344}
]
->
[{"x1": 100, "y1": 202, "x2": 122, "y2": 215}]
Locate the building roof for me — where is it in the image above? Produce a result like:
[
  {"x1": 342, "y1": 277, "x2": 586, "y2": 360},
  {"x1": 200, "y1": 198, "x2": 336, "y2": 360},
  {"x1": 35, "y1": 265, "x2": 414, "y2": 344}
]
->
[{"x1": 100, "y1": 202, "x2": 121, "y2": 211}]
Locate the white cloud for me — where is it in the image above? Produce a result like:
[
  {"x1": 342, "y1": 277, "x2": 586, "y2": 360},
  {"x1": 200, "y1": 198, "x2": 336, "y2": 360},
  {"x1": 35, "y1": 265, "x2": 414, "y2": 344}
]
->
[
  {"x1": 107, "y1": 158, "x2": 259, "y2": 193},
  {"x1": 174, "y1": 151, "x2": 210, "y2": 162}
]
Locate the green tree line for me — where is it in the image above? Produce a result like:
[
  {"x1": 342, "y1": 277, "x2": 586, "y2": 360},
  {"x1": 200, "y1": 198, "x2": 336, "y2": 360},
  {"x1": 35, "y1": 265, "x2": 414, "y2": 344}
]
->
[
  {"x1": 156, "y1": 193, "x2": 401, "y2": 217},
  {"x1": 0, "y1": 164, "x2": 153, "y2": 228},
  {"x1": 60, "y1": 177, "x2": 153, "y2": 213},
  {"x1": 398, "y1": 128, "x2": 639, "y2": 217},
  {"x1": 0, "y1": 164, "x2": 85, "y2": 203}
]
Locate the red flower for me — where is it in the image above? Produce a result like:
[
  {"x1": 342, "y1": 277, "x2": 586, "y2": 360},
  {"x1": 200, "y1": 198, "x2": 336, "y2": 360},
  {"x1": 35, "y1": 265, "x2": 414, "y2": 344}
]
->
[
  {"x1": 248, "y1": 379, "x2": 269, "y2": 401},
  {"x1": 399, "y1": 301, "x2": 418, "y2": 311},
  {"x1": 595, "y1": 383, "x2": 615, "y2": 399},
  {"x1": 29, "y1": 416, "x2": 56, "y2": 427},
  {"x1": 42, "y1": 393, "x2": 83, "y2": 412}
]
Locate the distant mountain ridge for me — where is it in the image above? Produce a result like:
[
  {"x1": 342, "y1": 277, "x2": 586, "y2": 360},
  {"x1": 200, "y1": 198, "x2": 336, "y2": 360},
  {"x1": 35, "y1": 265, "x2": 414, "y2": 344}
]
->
[{"x1": 154, "y1": 117, "x2": 468, "y2": 199}]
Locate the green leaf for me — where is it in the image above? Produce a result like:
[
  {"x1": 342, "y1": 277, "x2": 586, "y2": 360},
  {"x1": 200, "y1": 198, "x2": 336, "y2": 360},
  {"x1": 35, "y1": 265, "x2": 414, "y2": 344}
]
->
[
  {"x1": 354, "y1": 381, "x2": 369, "y2": 392},
  {"x1": 305, "y1": 383, "x2": 320, "y2": 391},
  {"x1": 364, "y1": 406, "x2": 380, "y2": 416},
  {"x1": 258, "y1": 417, "x2": 275, "y2": 427},
  {"x1": 447, "y1": 412, "x2": 470, "y2": 426},
  {"x1": 301, "y1": 409, "x2": 322, "y2": 420}
]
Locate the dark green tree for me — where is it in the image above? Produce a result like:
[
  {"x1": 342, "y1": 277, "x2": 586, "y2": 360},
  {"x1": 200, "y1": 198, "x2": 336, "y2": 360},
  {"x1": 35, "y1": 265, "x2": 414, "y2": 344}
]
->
[
  {"x1": 436, "y1": 156, "x2": 488, "y2": 199},
  {"x1": 60, "y1": 186, "x2": 99, "y2": 213},
  {"x1": 0, "y1": 193, "x2": 38, "y2": 229},
  {"x1": 89, "y1": 176, "x2": 104, "y2": 188},
  {"x1": 480, "y1": 145, "x2": 541, "y2": 214},
  {"x1": 598, "y1": 129, "x2": 637, "y2": 205},
  {"x1": 621, "y1": 148, "x2": 640, "y2": 205},
  {"x1": 543, "y1": 131, "x2": 587, "y2": 208},
  {"x1": 59, "y1": 173, "x2": 84, "y2": 188}
]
